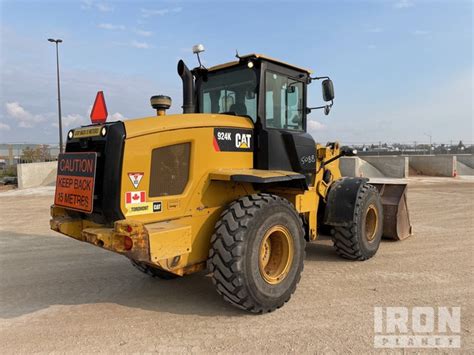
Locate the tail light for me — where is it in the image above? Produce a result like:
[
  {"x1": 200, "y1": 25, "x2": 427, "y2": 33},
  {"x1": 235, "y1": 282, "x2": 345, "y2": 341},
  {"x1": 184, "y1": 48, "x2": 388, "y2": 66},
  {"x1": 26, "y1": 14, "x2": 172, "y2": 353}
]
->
[{"x1": 124, "y1": 236, "x2": 133, "y2": 250}]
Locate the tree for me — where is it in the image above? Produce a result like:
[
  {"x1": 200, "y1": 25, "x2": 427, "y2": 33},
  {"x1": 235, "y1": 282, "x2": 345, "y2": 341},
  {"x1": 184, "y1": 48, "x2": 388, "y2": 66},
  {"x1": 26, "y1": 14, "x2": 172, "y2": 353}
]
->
[
  {"x1": 21, "y1": 147, "x2": 36, "y2": 163},
  {"x1": 21, "y1": 145, "x2": 52, "y2": 163}
]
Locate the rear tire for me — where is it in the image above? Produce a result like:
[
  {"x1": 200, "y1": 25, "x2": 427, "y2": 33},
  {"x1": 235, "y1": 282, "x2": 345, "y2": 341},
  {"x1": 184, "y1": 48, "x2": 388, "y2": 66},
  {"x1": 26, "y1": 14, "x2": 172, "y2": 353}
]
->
[
  {"x1": 207, "y1": 193, "x2": 305, "y2": 313},
  {"x1": 331, "y1": 183, "x2": 383, "y2": 260},
  {"x1": 130, "y1": 260, "x2": 179, "y2": 280}
]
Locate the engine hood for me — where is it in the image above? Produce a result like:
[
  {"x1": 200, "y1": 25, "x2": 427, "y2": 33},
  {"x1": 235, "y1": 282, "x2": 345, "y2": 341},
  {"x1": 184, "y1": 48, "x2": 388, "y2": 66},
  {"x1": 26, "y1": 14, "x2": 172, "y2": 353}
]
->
[{"x1": 123, "y1": 113, "x2": 254, "y2": 139}]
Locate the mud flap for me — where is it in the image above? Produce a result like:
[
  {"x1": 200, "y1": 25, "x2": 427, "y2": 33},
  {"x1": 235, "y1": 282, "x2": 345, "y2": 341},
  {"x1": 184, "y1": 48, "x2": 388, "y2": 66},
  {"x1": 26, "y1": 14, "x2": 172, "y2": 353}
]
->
[{"x1": 369, "y1": 182, "x2": 413, "y2": 241}]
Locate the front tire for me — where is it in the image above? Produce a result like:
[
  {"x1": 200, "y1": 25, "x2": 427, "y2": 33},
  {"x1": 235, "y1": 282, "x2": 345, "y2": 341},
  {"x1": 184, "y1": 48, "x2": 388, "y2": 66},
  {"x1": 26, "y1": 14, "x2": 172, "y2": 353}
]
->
[
  {"x1": 207, "y1": 194, "x2": 305, "y2": 313},
  {"x1": 331, "y1": 183, "x2": 383, "y2": 260}
]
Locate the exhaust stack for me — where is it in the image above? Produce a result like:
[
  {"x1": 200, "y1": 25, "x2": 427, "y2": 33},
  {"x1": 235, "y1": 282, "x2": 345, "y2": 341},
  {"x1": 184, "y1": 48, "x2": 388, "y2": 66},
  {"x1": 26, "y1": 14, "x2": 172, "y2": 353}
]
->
[{"x1": 177, "y1": 60, "x2": 195, "y2": 114}]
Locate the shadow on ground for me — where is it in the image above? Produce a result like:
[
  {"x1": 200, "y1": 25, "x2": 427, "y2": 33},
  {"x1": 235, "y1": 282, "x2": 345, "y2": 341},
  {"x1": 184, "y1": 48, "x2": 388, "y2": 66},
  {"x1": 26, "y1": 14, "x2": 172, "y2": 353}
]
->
[{"x1": 0, "y1": 231, "x2": 348, "y2": 319}]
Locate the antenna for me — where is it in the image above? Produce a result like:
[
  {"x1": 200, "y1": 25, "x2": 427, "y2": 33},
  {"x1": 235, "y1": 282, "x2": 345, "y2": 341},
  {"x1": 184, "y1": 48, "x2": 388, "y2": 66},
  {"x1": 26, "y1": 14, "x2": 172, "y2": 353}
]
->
[{"x1": 192, "y1": 44, "x2": 206, "y2": 69}]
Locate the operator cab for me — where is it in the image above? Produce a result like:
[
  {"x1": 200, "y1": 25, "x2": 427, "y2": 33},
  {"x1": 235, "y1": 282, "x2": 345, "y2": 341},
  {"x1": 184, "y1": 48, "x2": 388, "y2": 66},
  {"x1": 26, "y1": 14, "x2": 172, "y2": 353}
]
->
[
  {"x1": 180, "y1": 53, "x2": 335, "y2": 183},
  {"x1": 196, "y1": 54, "x2": 311, "y2": 126}
]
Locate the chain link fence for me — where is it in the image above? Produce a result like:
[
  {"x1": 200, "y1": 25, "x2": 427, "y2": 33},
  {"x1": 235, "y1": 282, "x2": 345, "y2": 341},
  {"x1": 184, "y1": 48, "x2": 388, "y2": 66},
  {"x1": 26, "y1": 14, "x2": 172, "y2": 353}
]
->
[{"x1": 0, "y1": 144, "x2": 60, "y2": 177}]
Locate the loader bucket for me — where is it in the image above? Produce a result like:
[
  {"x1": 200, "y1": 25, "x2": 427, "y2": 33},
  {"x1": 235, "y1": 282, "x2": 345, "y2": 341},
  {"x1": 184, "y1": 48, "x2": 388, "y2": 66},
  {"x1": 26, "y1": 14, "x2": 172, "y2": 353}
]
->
[{"x1": 369, "y1": 182, "x2": 413, "y2": 241}]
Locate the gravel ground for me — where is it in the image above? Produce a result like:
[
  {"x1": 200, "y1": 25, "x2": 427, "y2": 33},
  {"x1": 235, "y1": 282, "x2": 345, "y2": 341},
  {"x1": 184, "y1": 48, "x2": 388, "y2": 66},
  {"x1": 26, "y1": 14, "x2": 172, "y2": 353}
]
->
[{"x1": 0, "y1": 177, "x2": 472, "y2": 353}]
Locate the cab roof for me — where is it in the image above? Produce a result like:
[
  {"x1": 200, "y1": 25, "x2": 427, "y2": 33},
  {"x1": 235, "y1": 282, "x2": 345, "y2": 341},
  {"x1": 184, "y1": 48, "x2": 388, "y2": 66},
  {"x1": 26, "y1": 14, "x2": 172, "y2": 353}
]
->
[{"x1": 207, "y1": 54, "x2": 313, "y2": 74}]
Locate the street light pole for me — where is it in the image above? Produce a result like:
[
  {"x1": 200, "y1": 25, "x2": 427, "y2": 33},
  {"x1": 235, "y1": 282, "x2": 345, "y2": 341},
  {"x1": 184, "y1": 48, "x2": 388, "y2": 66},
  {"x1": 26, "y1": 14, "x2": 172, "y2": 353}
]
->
[
  {"x1": 48, "y1": 38, "x2": 63, "y2": 153},
  {"x1": 424, "y1": 133, "x2": 432, "y2": 155}
]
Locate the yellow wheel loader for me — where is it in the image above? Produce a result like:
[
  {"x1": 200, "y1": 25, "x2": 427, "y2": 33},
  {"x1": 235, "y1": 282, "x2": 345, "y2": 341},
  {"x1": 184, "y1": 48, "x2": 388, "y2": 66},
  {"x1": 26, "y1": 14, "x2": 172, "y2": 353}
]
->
[{"x1": 51, "y1": 48, "x2": 411, "y2": 313}]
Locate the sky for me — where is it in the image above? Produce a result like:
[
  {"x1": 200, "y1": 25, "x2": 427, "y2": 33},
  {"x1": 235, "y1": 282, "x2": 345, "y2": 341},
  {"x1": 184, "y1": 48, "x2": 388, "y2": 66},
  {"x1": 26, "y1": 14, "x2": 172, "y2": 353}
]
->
[{"x1": 0, "y1": 0, "x2": 472, "y2": 145}]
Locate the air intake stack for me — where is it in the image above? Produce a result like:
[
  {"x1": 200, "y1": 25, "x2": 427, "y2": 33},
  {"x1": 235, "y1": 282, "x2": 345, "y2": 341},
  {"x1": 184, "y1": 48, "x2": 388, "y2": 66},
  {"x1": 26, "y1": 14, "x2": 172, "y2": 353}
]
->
[{"x1": 150, "y1": 95, "x2": 172, "y2": 116}]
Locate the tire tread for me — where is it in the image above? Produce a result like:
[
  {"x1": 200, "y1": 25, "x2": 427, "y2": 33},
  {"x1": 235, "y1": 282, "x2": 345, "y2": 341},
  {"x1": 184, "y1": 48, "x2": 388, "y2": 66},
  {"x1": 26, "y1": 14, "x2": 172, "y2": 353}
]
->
[
  {"x1": 331, "y1": 183, "x2": 380, "y2": 261},
  {"x1": 207, "y1": 193, "x2": 304, "y2": 313}
]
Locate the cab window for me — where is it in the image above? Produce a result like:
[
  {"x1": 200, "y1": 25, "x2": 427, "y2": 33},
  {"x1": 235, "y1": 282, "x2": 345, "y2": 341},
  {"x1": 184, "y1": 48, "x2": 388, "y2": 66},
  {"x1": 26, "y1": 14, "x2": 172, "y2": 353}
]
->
[
  {"x1": 200, "y1": 67, "x2": 258, "y2": 122},
  {"x1": 265, "y1": 71, "x2": 304, "y2": 130}
]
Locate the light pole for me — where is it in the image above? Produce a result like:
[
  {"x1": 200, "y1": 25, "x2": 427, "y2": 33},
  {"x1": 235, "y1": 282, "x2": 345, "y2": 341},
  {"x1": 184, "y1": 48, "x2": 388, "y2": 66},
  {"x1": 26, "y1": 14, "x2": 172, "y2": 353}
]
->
[
  {"x1": 48, "y1": 38, "x2": 63, "y2": 153},
  {"x1": 424, "y1": 133, "x2": 432, "y2": 155}
]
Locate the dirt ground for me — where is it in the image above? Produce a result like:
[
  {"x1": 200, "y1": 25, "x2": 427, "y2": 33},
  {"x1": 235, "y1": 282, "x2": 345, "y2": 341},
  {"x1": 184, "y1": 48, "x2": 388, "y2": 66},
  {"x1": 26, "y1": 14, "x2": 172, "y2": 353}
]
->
[{"x1": 0, "y1": 177, "x2": 473, "y2": 353}]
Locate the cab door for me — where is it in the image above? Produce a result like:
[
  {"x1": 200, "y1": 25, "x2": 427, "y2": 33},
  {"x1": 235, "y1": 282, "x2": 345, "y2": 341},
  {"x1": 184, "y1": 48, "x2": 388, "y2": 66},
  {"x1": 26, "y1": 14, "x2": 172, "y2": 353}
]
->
[{"x1": 255, "y1": 64, "x2": 316, "y2": 183}]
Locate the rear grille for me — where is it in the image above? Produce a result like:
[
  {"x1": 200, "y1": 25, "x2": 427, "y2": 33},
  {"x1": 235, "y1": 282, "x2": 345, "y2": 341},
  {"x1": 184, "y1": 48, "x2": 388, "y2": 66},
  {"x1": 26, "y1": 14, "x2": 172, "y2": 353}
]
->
[{"x1": 149, "y1": 143, "x2": 190, "y2": 197}]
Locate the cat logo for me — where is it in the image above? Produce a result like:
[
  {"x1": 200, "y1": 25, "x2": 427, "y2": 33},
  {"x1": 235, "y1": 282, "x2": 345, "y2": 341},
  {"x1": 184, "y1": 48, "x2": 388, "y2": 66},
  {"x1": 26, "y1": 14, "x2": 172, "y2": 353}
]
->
[
  {"x1": 213, "y1": 128, "x2": 253, "y2": 152},
  {"x1": 236, "y1": 133, "x2": 252, "y2": 149}
]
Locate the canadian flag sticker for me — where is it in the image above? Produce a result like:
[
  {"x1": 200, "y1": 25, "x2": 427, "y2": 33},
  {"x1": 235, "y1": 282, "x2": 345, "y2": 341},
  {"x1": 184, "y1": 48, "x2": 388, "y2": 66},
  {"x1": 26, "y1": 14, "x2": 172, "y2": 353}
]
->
[
  {"x1": 128, "y1": 172, "x2": 144, "y2": 189},
  {"x1": 125, "y1": 191, "x2": 146, "y2": 204}
]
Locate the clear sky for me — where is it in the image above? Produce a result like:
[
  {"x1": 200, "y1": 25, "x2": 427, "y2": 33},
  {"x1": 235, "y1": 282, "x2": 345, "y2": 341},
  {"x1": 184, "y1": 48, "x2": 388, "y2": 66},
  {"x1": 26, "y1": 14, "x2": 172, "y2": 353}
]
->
[{"x1": 0, "y1": 0, "x2": 472, "y2": 145}]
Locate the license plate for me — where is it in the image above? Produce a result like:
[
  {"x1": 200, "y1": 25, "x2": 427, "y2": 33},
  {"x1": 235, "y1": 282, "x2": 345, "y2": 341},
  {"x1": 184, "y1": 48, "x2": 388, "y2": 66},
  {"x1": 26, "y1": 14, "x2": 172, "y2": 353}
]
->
[{"x1": 54, "y1": 152, "x2": 97, "y2": 213}]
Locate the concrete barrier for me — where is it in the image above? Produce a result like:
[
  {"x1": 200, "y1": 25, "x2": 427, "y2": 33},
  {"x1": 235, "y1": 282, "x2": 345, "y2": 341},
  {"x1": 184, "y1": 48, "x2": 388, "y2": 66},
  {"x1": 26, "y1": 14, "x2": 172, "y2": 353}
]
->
[
  {"x1": 455, "y1": 154, "x2": 474, "y2": 175},
  {"x1": 340, "y1": 157, "x2": 385, "y2": 178},
  {"x1": 457, "y1": 161, "x2": 474, "y2": 175},
  {"x1": 17, "y1": 161, "x2": 57, "y2": 189},
  {"x1": 340, "y1": 156, "x2": 408, "y2": 178},
  {"x1": 360, "y1": 156, "x2": 409, "y2": 178},
  {"x1": 340, "y1": 157, "x2": 386, "y2": 178},
  {"x1": 456, "y1": 155, "x2": 474, "y2": 168},
  {"x1": 339, "y1": 157, "x2": 360, "y2": 177},
  {"x1": 359, "y1": 159, "x2": 385, "y2": 178},
  {"x1": 437, "y1": 154, "x2": 474, "y2": 176},
  {"x1": 408, "y1": 155, "x2": 456, "y2": 177}
]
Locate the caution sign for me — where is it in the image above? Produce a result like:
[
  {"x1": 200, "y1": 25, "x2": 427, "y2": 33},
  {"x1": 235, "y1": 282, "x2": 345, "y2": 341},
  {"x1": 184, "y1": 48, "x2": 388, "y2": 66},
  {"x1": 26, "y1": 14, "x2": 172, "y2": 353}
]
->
[{"x1": 54, "y1": 152, "x2": 97, "y2": 213}]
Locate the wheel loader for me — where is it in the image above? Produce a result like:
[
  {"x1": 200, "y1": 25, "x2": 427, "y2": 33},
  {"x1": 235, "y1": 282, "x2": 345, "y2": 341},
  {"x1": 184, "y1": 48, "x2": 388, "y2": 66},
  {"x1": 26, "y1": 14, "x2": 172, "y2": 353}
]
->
[{"x1": 50, "y1": 47, "x2": 412, "y2": 313}]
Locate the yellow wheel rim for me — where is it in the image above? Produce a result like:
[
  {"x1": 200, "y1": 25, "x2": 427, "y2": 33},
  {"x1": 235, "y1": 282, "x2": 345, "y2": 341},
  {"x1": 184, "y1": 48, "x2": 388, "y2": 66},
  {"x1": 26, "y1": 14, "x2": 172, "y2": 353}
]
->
[
  {"x1": 365, "y1": 204, "x2": 378, "y2": 242},
  {"x1": 258, "y1": 225, "x2": 294, "y2": 285}
]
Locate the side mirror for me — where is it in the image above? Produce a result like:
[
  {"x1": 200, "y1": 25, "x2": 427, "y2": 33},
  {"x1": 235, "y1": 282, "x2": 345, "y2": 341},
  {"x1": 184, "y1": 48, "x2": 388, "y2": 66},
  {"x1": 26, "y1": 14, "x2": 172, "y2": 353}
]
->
[
  {"x1": 322, "y1": 79, "x2": 335, "y2": 102},
  {"x1": 307, "y1": 75, "x2": 335, "y2": 115}
]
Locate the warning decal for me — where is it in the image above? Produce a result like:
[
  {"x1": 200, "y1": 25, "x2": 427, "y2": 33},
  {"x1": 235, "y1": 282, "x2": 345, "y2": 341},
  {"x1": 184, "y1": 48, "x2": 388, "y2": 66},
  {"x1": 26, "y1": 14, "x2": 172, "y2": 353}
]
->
[
  {"x1": 128, "y1": 172, "x2": 144, "y2": 189},
  {"x1": 73, "y1": 126, "x2": 103, "y2": 139},
  {"x1": 54, "y1": 152, "x2": 97, "y2": 213}
]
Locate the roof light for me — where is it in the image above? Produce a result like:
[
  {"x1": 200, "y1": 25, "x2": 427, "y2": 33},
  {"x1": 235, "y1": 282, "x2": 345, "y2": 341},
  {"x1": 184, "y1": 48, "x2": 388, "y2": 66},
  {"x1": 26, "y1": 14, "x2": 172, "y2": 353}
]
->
[
  {"x1": 247, "y1": 61, "x2": 254, "y2": 69},
  {"x1": 68, "y1": 130, "x2": 73, "y2": 139},
  {"x1": 90, "y1": 91, "x2": 108, "y2": 124},
  {"x1": 100, "y1": 126, "x2": 107, "y2": 137}
]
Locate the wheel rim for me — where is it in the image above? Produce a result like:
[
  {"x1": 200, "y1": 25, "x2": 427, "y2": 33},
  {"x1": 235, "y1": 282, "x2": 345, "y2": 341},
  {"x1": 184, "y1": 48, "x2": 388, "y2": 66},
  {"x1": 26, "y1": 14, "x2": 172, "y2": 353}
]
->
[
  {"x1": 365, "y1": 204, "x2": 378, "y2": 242},
  {"x1": 258, "y1": 225, "x2": 294, "y2": 285}
]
